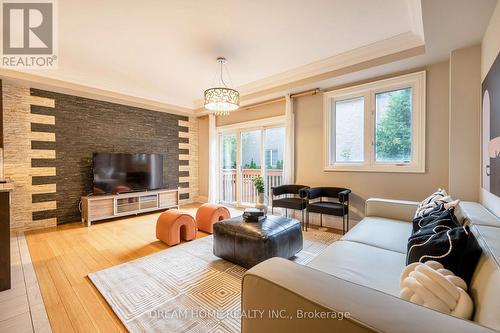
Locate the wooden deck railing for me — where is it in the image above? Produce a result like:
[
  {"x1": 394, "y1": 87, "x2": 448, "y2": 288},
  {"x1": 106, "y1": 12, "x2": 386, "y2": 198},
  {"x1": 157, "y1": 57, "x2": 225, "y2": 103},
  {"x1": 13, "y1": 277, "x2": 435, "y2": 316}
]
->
[{"x1": 221, "y1": 169, "x2": 283, "y2": 204}]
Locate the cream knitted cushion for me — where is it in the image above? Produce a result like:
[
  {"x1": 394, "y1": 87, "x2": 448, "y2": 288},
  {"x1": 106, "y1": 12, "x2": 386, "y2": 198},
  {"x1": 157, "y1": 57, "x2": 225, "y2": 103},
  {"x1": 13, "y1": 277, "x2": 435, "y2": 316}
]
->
[{"x1": 399, "y1": 260, "x2": 473, "y2": 319}]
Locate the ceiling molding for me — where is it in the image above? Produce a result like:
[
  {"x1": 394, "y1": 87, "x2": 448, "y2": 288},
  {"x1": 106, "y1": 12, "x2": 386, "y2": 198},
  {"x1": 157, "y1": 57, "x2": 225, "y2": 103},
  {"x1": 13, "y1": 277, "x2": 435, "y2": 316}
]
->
[
  {"x1": 193, "y1": 31, "x2": 424, "y2": 110},
  {"x1": 0, "y1": 69, "x2": 194, "y2": 116}
]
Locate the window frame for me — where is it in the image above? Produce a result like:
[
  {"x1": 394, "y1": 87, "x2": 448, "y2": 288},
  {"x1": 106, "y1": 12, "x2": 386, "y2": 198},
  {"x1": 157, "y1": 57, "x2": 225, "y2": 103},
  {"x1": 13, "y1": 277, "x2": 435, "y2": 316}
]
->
[{"x1": 324, "y1": 71, "x2": 426, "y2": 173}]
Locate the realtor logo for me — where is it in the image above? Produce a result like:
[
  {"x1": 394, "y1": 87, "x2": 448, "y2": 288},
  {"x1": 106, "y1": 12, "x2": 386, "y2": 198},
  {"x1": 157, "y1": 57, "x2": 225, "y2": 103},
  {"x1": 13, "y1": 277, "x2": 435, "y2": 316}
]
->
[{"x1": 1, "y1": 0, "x2": 58, "y2": 68}]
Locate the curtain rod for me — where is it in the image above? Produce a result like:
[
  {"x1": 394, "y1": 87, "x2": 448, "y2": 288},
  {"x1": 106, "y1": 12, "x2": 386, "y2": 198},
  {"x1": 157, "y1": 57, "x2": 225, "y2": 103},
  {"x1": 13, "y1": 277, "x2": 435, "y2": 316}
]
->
[{"x1": 240, "y1": 88, "x2": 320, "y2": 110}]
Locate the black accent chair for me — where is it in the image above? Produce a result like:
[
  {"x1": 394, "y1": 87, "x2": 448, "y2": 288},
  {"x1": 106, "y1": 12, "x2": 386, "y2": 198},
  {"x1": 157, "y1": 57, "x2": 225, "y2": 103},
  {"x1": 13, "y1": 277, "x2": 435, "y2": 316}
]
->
[
  {"x1": 271, "y1": 185, "x2": 310, "y2": 230},
  {"x1": 301, "y1": 187, "x2": 351, "y2": 234}
]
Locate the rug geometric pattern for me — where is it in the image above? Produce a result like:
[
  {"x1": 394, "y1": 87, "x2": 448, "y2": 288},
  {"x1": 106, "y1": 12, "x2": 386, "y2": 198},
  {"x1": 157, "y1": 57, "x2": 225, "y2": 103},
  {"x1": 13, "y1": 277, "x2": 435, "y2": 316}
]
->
[{"x1": 88, "y1": 229, "x2": 340, "y2": 333}]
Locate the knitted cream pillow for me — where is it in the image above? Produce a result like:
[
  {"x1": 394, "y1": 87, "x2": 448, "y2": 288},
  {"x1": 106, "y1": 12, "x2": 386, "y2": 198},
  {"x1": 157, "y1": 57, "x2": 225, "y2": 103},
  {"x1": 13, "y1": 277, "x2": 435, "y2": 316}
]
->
[{"x1": 399, "y1": 260, "x2": 473, "y2": 319}]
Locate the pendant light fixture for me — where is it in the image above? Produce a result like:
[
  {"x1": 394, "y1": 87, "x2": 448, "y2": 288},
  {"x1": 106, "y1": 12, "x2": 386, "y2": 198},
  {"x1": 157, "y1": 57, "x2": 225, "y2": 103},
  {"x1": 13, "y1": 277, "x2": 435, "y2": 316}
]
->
[{"x1": 204, "y1": 57, "x2": 240, "y2": 115}]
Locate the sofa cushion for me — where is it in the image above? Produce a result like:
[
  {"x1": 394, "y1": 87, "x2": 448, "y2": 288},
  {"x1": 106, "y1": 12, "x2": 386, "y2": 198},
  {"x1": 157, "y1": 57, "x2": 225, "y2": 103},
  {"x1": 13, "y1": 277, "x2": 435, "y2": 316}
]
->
[
  {"x1": 307, "y1": 240, "x2": 406, "y2": 296},
  {"x1": 306, "y1": 201, "x2": 346, "y2": 215},
  {"x1": 341, "y1": 217, "x2": 411, "y2": 254}
]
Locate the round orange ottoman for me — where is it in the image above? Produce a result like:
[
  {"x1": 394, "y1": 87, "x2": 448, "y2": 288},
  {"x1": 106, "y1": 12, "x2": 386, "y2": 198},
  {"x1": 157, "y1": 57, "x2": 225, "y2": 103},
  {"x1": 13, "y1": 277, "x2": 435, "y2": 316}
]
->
[
  {"x1": 195, "y1": 203, "x2": 231, "y2": 234},
  {"x1": 156, "y1": 209, "x2": 196, "y2": 246}
]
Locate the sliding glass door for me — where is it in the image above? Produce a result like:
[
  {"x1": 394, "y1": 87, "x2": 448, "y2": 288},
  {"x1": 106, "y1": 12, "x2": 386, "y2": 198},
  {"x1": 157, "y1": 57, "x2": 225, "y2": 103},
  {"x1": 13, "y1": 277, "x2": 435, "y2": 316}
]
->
[
  {"x1": 263, "y1": 127, "x2": 285, "y2": 200},
  {"x1": 240, "y1": 130, "x2": 262, "y2": 205},
  {"x1": 219, "y1": 123, "x2": 285, "y2": 207}
]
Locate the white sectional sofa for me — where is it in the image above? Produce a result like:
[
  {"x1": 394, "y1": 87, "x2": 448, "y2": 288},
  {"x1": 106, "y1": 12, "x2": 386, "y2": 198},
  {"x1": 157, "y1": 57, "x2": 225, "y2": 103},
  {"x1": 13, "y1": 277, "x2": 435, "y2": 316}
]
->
[{"x1": 241, "y1": 198, "x2": 500, "y2": 333}]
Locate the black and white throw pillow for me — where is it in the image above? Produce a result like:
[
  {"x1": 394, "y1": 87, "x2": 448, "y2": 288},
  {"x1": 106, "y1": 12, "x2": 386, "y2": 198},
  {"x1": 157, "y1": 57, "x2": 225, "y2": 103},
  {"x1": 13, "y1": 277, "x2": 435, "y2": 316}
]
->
[
  {"x1": 414, "y1": 188, "x2": 452, "y2": 219},
  {"x1": 412, "y1": 206, "x2": 458, "y2": 233},
  {"x1": 407, "y1": 210, "x2": 482, "y2": 284}
]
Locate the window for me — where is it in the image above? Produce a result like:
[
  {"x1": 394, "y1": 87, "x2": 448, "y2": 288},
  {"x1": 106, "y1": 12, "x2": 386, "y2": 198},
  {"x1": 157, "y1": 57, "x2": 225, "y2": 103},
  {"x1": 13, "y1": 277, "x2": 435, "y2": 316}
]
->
[{"x1": 324, "y1": 71, "x2": 425, "y2": 172}]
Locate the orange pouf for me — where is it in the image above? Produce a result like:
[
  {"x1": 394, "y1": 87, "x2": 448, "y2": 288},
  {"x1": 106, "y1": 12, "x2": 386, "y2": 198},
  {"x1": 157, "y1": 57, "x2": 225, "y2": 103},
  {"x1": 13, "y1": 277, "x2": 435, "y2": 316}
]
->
[
  {"x1": 156, "y1": 209, "x2": 196, "y2": 246},
  {"x1": 195, "y1": 203, "x2": 231, "y2": 234}
]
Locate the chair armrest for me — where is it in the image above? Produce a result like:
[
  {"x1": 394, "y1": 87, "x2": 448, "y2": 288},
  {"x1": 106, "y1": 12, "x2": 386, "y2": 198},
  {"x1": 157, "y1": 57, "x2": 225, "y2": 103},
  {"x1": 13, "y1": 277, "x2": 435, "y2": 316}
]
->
[
  {"x1": 302, "y1": 188, "x2": 321, "y2": 200},
  {"x1": 365, "y1": 198, "x2": 419, "y2": 222},
  {"x1": 298, "y1": 188, "x2": 309, "y2": 199},
  {"x1": 242, "y1": 258, "x2": 493, "y2": 333},
  {"x1": 338, "y1": 189, "x2": 351, "y2": 203}
]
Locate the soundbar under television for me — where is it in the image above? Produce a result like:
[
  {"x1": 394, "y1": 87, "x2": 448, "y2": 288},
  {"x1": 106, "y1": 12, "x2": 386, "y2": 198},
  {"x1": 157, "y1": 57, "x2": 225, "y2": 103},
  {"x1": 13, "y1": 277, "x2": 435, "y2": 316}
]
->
[{"x1": 92, "y1": 153, "x2": 164, "y2": 194}]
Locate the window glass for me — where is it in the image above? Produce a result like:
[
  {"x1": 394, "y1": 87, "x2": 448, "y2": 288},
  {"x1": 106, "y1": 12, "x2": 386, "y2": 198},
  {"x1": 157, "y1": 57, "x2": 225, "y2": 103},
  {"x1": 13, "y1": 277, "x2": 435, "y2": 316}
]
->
[
  {"x1": 333, "y1": 97, "x2": 365, "y2": 163},
  {"x1": 375, "y1": 88, "x2": 412, "y2": 162}
]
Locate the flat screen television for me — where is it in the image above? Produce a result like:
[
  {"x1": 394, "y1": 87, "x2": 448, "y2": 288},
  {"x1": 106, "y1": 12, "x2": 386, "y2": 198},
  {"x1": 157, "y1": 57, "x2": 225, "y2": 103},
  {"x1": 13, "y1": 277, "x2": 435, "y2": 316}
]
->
[{"x1": 92, "y1": 153, "x2": 164, "y2": 194}]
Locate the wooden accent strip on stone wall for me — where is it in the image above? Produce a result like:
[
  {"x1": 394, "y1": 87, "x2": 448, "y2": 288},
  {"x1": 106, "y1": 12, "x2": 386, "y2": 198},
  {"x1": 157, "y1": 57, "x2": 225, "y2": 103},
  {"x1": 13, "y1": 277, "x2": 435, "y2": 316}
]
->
[
  {"x1": 31, "y1": 184, "x2": 57, "y2": 194},
  {"x1": 30, "y1": 132, "x2": 55, "y2": 142},
  {"x1": 30, "y1": 149, "x2": 56, "y2": 159},
  {"x1": 28, "y1": 95, "x2": 55, "y2": 108},
  {"x1": 179, "y1": 143, "x2": 190, "y2": 150},
  {"x1": 30, "y1": 167, "x2": 56, "y2": 177},
  {"x1": 32, "y1": 201, "x2": 57, "y2": 212},
  {"x1": 179, "y1": 176, "x2": 193, "y2": 183},
  {"x1": 28, "y1": 113, "x2": 55, "y2": 125}
]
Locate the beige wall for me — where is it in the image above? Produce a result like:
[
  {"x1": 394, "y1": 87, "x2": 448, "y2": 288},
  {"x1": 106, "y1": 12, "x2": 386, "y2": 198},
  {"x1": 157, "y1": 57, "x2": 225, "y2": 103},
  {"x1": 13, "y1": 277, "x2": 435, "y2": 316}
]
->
[
  {"x1": 449, "y1": 45, "x2": 481, "y2": 201},
  {"x1": 198, "y1": 116, "x2": 209, "y2": 200},
  {"x1": 295, "y1": 61, "x2": 450, "y2": 219},
  {"x1": 480, "y1": 1, "x2": 500, "y2": 217},
  {"x1": 216, "y1": 101, "x2": 285, "y2": 127}
]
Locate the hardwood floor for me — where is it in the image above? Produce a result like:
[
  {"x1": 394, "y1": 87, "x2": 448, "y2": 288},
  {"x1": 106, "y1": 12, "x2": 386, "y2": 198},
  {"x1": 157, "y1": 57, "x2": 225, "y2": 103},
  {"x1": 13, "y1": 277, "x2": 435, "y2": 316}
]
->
[{"x1": 25, "y1": 204, "x2": 242, "y2": 332}]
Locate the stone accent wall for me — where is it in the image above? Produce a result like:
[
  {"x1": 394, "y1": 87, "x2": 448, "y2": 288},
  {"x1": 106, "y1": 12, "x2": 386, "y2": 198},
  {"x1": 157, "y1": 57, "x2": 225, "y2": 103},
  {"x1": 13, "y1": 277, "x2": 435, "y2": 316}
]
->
[{"x1": 2, "y1": 82, "x2": 198, "y2": 231}]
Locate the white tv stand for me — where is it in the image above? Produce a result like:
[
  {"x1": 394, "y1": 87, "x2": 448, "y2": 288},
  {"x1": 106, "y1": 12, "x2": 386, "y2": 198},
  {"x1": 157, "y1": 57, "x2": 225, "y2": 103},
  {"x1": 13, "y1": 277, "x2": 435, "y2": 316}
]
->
[{"x1": 81, "y1": 188, "x2": 179, "y2": 227}]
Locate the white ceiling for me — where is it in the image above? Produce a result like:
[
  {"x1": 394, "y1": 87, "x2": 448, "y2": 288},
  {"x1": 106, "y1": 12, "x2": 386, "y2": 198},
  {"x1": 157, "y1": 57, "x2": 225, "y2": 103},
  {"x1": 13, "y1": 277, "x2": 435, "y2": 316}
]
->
[{"x1": 1, "y1": 0, "x2": 497, "y2": 113}]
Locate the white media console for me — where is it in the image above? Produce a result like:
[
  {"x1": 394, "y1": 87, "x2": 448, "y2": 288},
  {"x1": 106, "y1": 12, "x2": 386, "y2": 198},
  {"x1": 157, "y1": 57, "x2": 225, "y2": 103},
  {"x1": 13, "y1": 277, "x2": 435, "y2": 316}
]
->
[{"x1": 81, "y1": 188, "x2": 179, "y2": 226}]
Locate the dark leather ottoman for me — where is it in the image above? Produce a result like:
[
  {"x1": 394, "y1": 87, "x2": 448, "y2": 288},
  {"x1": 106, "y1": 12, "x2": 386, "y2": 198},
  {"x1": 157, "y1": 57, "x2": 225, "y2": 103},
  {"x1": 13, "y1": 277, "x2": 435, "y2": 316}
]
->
[{"x1": 213, "y1": 215, "x2": 303, "y2": 268}]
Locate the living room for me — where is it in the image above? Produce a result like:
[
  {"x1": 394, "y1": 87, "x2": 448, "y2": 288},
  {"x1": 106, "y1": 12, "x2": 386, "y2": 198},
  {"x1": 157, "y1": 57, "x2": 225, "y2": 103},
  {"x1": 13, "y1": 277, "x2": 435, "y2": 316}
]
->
[{"x1": 0, "y1": 0, "x2": 499, "y2": 332}]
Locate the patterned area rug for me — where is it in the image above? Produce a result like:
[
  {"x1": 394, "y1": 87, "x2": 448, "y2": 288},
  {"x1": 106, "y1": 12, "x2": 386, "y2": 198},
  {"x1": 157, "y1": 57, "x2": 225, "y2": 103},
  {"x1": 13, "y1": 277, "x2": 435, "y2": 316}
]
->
[{"x1": 89, "y1": 229, "x2": 340, "y2": 333}]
